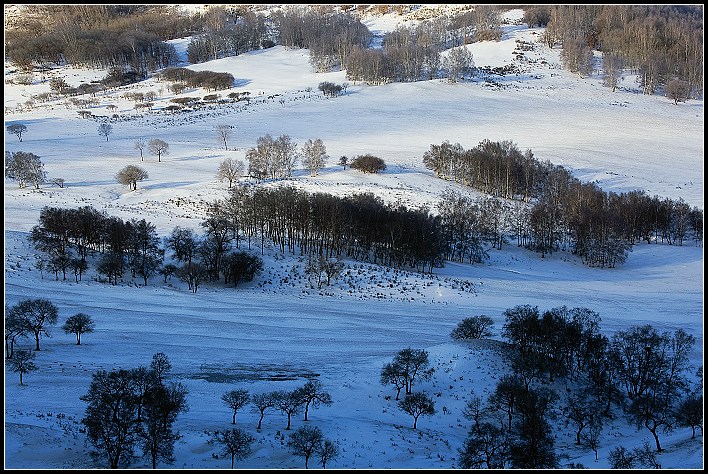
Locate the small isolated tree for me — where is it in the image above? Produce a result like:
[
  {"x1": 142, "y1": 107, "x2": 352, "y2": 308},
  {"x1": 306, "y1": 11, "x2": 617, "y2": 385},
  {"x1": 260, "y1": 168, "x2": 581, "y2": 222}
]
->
[
  {"x1": 666, "y1": 78, "x2": 690, "y2": 105},
  {"x1": 12, "y1": 298, "x2": 58, "y2": 351},
  {"x1": 8, "y1": 349, "x2": 38, "y2": 385},
  {"x1": 62, "y1": 312, "x2": 95, "y2": 345},
  {"x1": 287, "y1": 425, "x2": 323, "y2": 469},
  {"x1": 217, "y1": 157, "x2": 245, "y2": 188},
  {"x1": 399, "y1": 392, "x2": 436, "y2": 429},
  {"x1": 116, "y1": 165, "x2": 148, "y2": 191},
  {"x1": 148, "y1": 138, "x2": 169, "y2": 162},
  {"x1": 134, "y1": 138, "x2": 147, "y2": 161},
  {"x1": 215, "y1": 124, "x2": 234, "y2": 150},
  {"x1": 222, "y1": 389, "x2": 250, "y2": 424},
  {"x1": 450, "y1": 315, "x2": 495, "y2": 340},
  {"x1": 210, "y1": 428, "x2": 255, "y2": 469},
  {"x1": 338, "y1": 155, "x2": 348, "y2": 170},
  {"x1": 7, "y1": 123, "x2": 27, "y2": 142},
  {"x1": 98, "y1": 122, "x2": 113, "y2": 141},
  {"x1": 150, "y1": 352, "x2": 172, "y2": 385},
  {"x1": 350, "y1": 154, "x2": 386, "y2": 174}
]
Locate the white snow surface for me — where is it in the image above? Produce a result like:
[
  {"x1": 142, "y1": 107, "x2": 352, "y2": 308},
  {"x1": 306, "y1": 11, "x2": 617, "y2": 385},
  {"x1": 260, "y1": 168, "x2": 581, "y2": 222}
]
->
[{"x1": 4, "y1": 7, "x2": 704, "y2": 470}]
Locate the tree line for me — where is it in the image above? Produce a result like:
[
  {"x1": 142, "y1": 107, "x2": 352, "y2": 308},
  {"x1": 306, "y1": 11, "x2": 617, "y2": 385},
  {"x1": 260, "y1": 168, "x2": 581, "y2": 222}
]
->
[{"x1": 423, "y1": 139, "x2": 703, "y2": 267}]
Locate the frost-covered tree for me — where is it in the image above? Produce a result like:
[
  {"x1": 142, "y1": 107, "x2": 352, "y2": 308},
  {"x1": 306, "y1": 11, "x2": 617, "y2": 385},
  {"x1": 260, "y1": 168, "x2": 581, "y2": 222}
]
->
[
  {"x1": 301, "y1": 138, "x2": 328, "y2": 177},
  {"x1": 5, "y1": 151, "x2": 46, "y2": 188}
]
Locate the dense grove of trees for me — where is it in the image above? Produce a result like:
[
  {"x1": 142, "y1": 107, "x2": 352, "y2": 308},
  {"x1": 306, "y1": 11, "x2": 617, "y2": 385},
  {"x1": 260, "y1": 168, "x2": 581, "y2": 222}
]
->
[
  {"x1": 81, "y1": 353, "x2": 188, "y2": 468},
  {"x1": 5, "y1": 5, "x2": 189, "y2": 74},
  {"x1": 6, "y1": 5, "x2": 700, "y2": 98},
  {"x1": 456, "y1": 305, "x2": 701, "y2": 468},
  {"x1": 186, "y1": 6, "x2": 269, "y2": 64},
  {"x1": 528, "y1": 5, "x2": 703, "y2": 97},
  {"x1": 157, "y1": 67, "x2": 235, "y2": 91},
  {"x1": 424, "y1": 139, "x2": 704, "y2": 267},
  {"x1": 222, "y1": 185, "x2": 446, "y2": 272}
]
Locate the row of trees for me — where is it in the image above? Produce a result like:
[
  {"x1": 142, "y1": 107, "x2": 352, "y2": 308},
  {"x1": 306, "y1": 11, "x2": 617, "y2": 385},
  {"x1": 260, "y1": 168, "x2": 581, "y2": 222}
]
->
[
  {"x1": 423, "y1": 139, "x2": 704, "y2": 266},
  {"x1": 455, "y1": 305, "x2": 702, "y2": 468},
  {"x1": 157, "y1": 67, "x2": 235, "y2": 91}
]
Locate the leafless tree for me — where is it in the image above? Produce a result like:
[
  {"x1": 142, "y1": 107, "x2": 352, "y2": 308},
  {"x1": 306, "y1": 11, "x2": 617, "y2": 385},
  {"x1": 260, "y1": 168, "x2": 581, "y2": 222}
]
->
[
  {"x1": 116, "y1": 165, "x2": 149, "y2": 191},
  {"x1": 666, "y1": 78, "x2": 690, "y2": 105},
  {"x1": 301, "y1": 138, "x2": 328, "y2": 177},
  {"x1": 98, "y1": 122, "x2": 113, "y2": 141},
  {"x1": 216, "y1": 157, "x2": 245, "y2": 188},
  {"x1": 134, "y1": 138, "x2": 147, "y2": 161},
  {"x1": 148, "y1": 138, "x2": 169, "y2": 162},
  {"x1": 215, "y1": 124, "x2": 234, "y2": 150}
]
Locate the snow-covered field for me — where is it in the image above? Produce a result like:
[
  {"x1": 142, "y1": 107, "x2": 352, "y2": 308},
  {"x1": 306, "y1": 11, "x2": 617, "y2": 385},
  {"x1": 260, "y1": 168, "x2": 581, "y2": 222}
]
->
[{"x1": 4, "y1": 7, "x2": 703, "y2": 469}]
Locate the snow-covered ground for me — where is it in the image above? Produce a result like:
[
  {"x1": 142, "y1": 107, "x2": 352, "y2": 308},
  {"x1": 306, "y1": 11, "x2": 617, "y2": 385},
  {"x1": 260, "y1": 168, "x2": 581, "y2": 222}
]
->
[{"x1": 4, "y1": 7, "x2": 703, "y2": 469}]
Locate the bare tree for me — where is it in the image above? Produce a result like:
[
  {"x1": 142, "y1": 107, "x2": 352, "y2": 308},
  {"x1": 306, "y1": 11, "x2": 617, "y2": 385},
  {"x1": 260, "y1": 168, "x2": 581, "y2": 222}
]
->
[
  {"x1": 251, "y1": 392, "x2": 277, "y2": 430},
  {"x1": 666, "y1": 78, "x2": 690, "y2": 105},
  {"x1": 134, "y1": 138, "x2": 147, "y2": 161},
  {"x1": 301, "y1": 138, "x2": 328, "y2": 177},
  {"x1": 287, "y1": 425, "x2": 323, "y2": 469},
  {"x1": 62, "y1": 312, "x2": 95, "y2": 345},
  {"x1": 450, "y1": 315, "x2": 495, "y2": 340},
  {"x1": 98, "y1": 122, "x2": 113, "y2": 141},
  {"x1": 116, "y1": 165, "x2": 149, "y2": 191},
  {"x1": 5, "y1": 305, "x2": 28, "y2": 359},
  {"x1": 8, "y1": 349, "x2": 38, "y2": 385},
  {"x1": 398, "y1": 392, "x2": 436, "y2": 429},
  {"x1": 271, "y1": 390, "x2": 302, "y2": 430},
  {"x1": 601, "y1": 53, "x2": 623, "y2": 92},
  {"x1": 215, "y1": 124, "x2": 234, "y2": 150},
  {"x1": 148, "y1": 138, "x2": 169, "y2": 162},
  {"x1": 5, "y1": 151, "x2": 46, "y2": 188},
  {"x1": 317, "y1": 438, "x2": 339, "y2": 469},
  {"x1": 11, "y1": 298, "x2": 58, "y2": 351},
  {"x1": 217, "y1": 157, "x2": 245, "y2": 188},
  {"x1": 222, "y1": 389, "x2": 250, "y2": 424},
  {"x1": 7, "y1": 123, "x2": 27, "y2": 142},
  {"x1": 210, "y1": 428, "x2": 255, "y2": 469},
  {"x1": 293, "y1": 380, "x2": 332, "y2": 421}
]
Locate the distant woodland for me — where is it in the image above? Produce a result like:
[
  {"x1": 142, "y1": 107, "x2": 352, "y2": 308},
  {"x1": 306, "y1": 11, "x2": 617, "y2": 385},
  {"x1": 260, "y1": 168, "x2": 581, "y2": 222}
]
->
[{"x1": 4, "y1": 4, "x2": 703, "y2": 97}]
